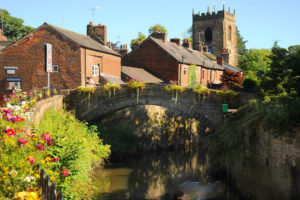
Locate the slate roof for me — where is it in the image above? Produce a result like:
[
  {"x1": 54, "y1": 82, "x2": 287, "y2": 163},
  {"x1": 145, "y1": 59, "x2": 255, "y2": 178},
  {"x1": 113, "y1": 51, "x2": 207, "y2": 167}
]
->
[
  {"x1": 100, "y1": 73, "x2": 124, "y2": 84},
  {"x1": 122, "y1": 66, "x2": 163, "y2": 83},
  {"x1": 0, "y1": 41, "x2": 14, "y2": 51},
  {"x1": 149, "y1": 37, "x2": 224, "y2": 70},
  {"x1": 0, "y1": 23, "x2": 121, "y2": 57},
  {"x1": 43, "y1": 23, "x2": 121, "y2": 56},
  {"x1": 224, "y1": 64, "x2": 243, "y2": 72}
]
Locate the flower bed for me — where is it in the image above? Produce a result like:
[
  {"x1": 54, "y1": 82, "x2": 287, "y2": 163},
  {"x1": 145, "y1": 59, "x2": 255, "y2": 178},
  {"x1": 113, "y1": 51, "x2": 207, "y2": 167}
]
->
[{"x1": 0, "y1": 90, "x2": 110, "y2": 199}]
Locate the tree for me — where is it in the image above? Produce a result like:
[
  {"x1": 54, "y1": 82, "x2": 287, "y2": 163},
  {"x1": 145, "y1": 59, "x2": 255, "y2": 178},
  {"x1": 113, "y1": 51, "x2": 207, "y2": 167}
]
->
[
  {"x1": 183, "y1": 25, "x2": 193, "y2": 44},
  {"x1": 0, "y1": 9, "x2": 35, "y2": 41},
  {"x1": 130, "y1": 32, "x2": 146, "y2": 49},
  {"x1": 221, "y1": 69, "x2": 244, "y2": 88},
  {"x1": 236, "y1": 28, "x2": 248, "y2": 57},
  {"x1": 239, "y1": 49, "x2": 272, "y2": 76},
  {"x1": 148, "y1": 24, "x2": 167, "y2": 35}
]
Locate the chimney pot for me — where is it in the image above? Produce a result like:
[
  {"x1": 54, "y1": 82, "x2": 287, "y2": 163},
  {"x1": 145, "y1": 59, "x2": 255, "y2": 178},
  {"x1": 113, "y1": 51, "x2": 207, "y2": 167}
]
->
[
  {"x1": 89, "y1": 21, "x2": 93, "y2": 25},
  {"x1": 170, "y1": 38, "x2": 181, "y2": 47}
]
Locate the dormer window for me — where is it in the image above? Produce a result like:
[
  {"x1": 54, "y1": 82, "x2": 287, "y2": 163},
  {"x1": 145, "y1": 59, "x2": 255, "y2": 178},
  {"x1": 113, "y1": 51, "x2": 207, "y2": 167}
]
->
[{"x1": 4, "y1": 66, "x2": 18, "y2": 75}]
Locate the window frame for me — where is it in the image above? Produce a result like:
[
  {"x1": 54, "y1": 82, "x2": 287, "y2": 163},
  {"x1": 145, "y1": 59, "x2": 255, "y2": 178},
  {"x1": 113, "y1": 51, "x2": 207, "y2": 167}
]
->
[
  {"x1": 92, "y1": 65, "x2": 99, "y2": 76},
  {"x1": 52, "y1": 65, "x2": 58, "y2": 72}
]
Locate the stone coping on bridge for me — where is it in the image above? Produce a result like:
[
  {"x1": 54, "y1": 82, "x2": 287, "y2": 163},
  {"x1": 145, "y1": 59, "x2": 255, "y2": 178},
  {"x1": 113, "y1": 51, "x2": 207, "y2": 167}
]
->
[{"x1": 63, "y1": 83, "x2": 254, "y2": 126}]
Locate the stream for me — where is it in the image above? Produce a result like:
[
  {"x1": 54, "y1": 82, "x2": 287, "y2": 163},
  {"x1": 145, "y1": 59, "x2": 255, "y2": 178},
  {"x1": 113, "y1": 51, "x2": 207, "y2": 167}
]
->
[{"x1": 93, "y1": 149, "x2": 242, "y2": 200}]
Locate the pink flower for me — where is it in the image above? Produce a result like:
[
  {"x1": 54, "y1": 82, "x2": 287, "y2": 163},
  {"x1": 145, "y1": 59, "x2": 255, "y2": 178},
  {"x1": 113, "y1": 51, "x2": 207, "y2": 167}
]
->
[
  {"x1": 35, "y1": 144, "x2": 45, "y2": 151},
  {"x1": 41, "y1": 132, "x2": 52, "y2": 146},
  {"x1": 26, "y1": 156, "x2": 35, "y2": 164},
  {"x1": 18, "y1": 138, "x2": 28, "y2": 145},
  {"x1": 62, "y1": 169, "x2": 69, "y2": 176},
  {"x1": 4, "y1": 128, "x2": 16, "y2": 136},
  {"x1": 14, "y1": 116, "x2": 24, "y2": 122},
  {"x1": 5, "y1": 113, "x2": 15, "y2": 123},
  {"x1": 2, "y1": 109, "x2": 10, "y2": 114},
  {"x1": 51, "y1": 157, "x2": 59, "y2": 162}
]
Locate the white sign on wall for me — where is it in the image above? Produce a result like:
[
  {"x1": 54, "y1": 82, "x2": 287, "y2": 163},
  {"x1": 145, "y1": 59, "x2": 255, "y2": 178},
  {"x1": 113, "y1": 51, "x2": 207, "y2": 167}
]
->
[{"x1": 45, "y1": 43, "x2": 52, "y2": 72}]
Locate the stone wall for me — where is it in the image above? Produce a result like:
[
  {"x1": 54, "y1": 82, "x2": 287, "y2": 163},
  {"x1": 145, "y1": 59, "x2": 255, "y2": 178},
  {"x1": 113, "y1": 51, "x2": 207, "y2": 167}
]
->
[
  {"x1": 230, "y1": 123, "x2": 300, "y2": 200},
  {"x1": 25, "y1": 95, "x2": 64, "y2": 134},
  {"x1": 98, "y1": 105, "x2": 213, "y2": 151}
]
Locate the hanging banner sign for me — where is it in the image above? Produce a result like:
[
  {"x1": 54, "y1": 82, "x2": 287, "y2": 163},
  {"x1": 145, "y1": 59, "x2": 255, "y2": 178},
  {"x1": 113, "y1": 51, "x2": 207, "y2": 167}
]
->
[{"x1": 45, "y1": 43, "x2": 53, "y2": 72}]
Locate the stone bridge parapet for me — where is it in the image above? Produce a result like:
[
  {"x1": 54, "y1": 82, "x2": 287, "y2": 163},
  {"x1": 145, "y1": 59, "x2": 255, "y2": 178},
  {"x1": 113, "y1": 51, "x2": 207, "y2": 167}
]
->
[{"x1": 63, "y1": 83, "x2": 252, "y2": 126}]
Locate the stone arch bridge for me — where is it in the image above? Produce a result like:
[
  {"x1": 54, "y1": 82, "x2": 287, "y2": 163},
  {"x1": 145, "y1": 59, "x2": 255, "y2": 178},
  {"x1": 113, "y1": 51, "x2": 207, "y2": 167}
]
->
[{"x1": 63, "y1": 84, "x2": 250, "y2": 127}]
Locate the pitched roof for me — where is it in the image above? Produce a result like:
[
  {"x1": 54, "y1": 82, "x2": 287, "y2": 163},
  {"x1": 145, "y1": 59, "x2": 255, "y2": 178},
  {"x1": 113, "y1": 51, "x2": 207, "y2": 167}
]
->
[
  {"x1": 224, "y1": 64, "x2": 243, "y2": 72},
  {"x1": 122, "y1": 66, "x2": 163, "y2": 83},
  {"x1": 149, "y1": 36, "x2": 224, "y2": 70},
  {"x1": 100, "y1": 73, "x2": 124, "y2": 84},
  {"x1": 43, "y1": 23, "x2": 121, "y2": 56},
  {"x1": 0, "y1": 41, "x2": 14, "y2": 51}
]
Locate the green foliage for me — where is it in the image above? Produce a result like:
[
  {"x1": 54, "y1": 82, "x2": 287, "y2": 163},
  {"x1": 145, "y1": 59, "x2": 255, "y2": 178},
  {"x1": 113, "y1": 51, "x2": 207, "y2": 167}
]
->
[
  {"x1": 76, "y1": 86, "x2": 96, "y2": 94},
  {"x1": 104, "y1": 82, "x2": 120, "y2": 98},
  {"x1": 0, "y1": 9, "x2": 35, "y2": 41},
  {"x1": 130, "y1": 32, "x2": 146, "y2": 49},
  {"x1": 148, "y1": 24, "x2": 167, "y2": 35},
  {"x1": 236, "y1": 28, "x2": 248, "y2": 57},
  {"x1": 243, "y1": 77, "x2": 259, "y2": 92},
  {"x1": 188, "y1": 64, "x2": 197, "y2": 87},
  {"x1": 127, "y1": 79, "x2": 145, "y2": 103},
  {"x1": 164, "y1": 82, "x2": 185, "y2": 104},
  {"x1": 35, "y1": 109, "x2": 110, "y2": 199}
]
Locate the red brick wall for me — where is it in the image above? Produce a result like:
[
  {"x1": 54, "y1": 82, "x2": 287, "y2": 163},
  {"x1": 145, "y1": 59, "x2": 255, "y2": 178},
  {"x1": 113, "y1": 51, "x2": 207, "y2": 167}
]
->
[
  {"x1": 122, "y1": 39, "x2": 178, "y2": 82},
  {"x1": 80, "y1": 48, "x2": 121, "y2": 86},
  {"x1": 0, "y1": 27, "x2": 82, "y2": 94}
]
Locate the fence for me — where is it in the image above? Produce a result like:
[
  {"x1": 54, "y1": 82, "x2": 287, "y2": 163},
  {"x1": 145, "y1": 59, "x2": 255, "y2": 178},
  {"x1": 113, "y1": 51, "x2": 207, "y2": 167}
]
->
[{"x1": 38, "y1": 165, "x2": 63, "y2": 200}]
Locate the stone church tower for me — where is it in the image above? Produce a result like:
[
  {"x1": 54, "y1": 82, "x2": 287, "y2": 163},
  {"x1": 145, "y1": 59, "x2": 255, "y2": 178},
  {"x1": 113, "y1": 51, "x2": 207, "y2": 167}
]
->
[{"x1": 192, "y1": 6, "x2": 238, "y2": 66}]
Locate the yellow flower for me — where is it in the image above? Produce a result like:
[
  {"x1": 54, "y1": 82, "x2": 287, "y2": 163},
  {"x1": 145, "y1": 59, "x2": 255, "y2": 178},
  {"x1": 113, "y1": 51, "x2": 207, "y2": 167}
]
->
[
  {"x1": 65, "y1": 177, "x2": 68, "y2": 182},
  {"x1": 41, "y1": 160, "x2": 45, "y2": 164},
  {"x1": 45, "y1": 157, "x2": 52, "y2": 162},
  {"x1": 7, "y1": 186, "x2": 11, "y2": 190},
  {"x1": 3, "y1": 176, "x2": 7, "y2": 178},
  {"x1": 50, "y1": 176, "x2": 55, "y2": 181},
  {"x1": 50, "y1": 170, "x2": 54, "y2": 175},
  {"x1": 35, "y1": 173, "x2": 40, "y2": 179},
  {"x1": 5, "y1": 171, "x2": 8, "y2": 175}
]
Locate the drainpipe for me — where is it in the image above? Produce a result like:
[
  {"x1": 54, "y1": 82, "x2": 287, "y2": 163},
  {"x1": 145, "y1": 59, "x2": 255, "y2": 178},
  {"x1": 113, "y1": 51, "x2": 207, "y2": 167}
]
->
[
  {"x1": 84, "y1": 48, "x2": 87, "y2": 86},
  {"x1": 180, "y1": 55, "x2": 187, "y2": 86}
]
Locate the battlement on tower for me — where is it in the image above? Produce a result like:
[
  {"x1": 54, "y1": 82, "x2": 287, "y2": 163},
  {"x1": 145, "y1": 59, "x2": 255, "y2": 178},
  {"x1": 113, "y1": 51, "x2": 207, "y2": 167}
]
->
[{"x1": 193, "y1": 6, "x2": 235, "y2": 21}]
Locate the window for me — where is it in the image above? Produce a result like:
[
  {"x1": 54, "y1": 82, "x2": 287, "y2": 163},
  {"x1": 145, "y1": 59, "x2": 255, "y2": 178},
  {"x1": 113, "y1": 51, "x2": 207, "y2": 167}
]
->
[
  {"x1": 205, "y1": 27, "x2": 213, "y2": 43},
  {"x1": 6, "y1": 78, "x2": 21, "y2": 90},
  {"x1": 92, "y1": 65, "x2": 99, "y2": 76},
  {"x1": 183, "y1": 67, "x2": 187, "y2": 75},
  {"x1": 4, "y1": 66, "x2": 18, "y2": 75},
  {"x1": 228, "y1": 26, "x2": 232, "y2": 41},
  {"x1": 52, "y1": 65, "x2": 58, "y2": 72},
  {"x1": 202, "y1": 70, "x2": 205, "y2": 79}
]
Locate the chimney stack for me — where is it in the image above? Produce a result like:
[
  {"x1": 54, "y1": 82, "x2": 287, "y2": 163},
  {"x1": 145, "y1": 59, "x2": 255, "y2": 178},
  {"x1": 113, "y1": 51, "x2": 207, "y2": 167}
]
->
[
  {"x1": 217, "y1": 57, "x2": 224, "y2": 66},
  {"x1": 195, "y1": 41, "x2": 204, "y2": 52},
  {"x1": 170, "y1": 38, "x2": 181, "y2": 47},
  {"x1": 151, "y1": 29, "x2": 167, "y2": 43},
  {"x1": 221, "y1": 48, "x2": 230, "y2": 64},
  {"x1": 182, "y1": 39, "x2": 192, "y2": 49},
  {"x1": 119, "y1": 44, "x2": 128, "y2": 57},
  {"x1": 87, "y1": 22, "x2": 107, "y2": 46}
]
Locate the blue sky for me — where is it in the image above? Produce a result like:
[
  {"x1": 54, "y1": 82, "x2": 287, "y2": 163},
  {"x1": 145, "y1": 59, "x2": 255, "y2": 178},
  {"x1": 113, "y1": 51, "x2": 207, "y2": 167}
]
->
[{"x1": 1, "y1": 0, "x2": 300, "y2": 49}]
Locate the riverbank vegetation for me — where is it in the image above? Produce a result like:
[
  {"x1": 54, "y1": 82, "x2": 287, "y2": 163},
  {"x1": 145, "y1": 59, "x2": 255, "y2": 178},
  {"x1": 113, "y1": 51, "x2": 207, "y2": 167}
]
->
[{"x1": 0, "y1": 91, "x2": 110, "y2": 199}]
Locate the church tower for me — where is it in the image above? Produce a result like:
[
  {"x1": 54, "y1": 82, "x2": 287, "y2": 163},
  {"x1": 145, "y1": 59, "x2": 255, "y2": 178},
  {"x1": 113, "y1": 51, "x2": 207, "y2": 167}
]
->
[{"x1": 192, "y1": 6, "x2": 238, "y2": 66}]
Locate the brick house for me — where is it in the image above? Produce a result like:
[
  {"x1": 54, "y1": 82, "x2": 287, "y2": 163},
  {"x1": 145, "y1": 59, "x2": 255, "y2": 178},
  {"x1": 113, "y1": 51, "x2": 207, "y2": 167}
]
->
[
  {"x1": 122, "y1": 32, "x2": 224, "y2": 87},
  {"x1": 0, "y1": 22, "x2": 121, "y2": 94}
]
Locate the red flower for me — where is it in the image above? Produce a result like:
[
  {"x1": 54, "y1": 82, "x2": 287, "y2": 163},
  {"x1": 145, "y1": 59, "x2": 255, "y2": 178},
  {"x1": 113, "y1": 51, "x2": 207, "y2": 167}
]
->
[
  {"x1": 35, "y1": 144, "x2": 45, "y2": 151},
  {"x1": 51, "y1": 157, "x2": 59, "y2": 162},
  {"x1": 26, "y1": 156, "x2": 35, "y2": 164},
  {"x1": 2, "y1": 109, "x2": 10, "y2": 114},
  {"x1": 14, "y1": 116, "x2": 24, "y2": 122},
  {"x1": 62, "y1": 169, "x2": 69, "y2": 176},
  {"x1": 18, "y1": 138, "x2": 28, "y2": 145},
  {"x1": 4, "y1": 128, "x2": 16, "y2": 136},
  {"x1": 41, "y1": 132, "x2": 52, "y2": 146}
]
